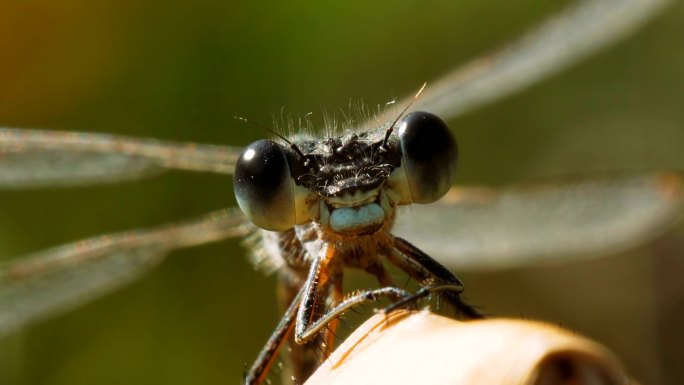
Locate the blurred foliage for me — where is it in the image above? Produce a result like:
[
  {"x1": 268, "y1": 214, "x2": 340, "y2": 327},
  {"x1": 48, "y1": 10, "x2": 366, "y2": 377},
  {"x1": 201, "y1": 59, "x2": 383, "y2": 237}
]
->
[{"x1": 0, "y1": 0, "x2": 682, "y2": 384}]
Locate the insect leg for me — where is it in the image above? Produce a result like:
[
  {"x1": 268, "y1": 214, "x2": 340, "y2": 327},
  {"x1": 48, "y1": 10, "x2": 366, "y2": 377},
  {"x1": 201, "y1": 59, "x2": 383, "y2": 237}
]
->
[
  {"x1": 296, "y1": 286, "x2": 413, "y2": 343},
  {"x1": 243, "y1": 285, "x2": 303, "y2": 385},
  {"x1": 383, "y1": 283, "x2": 468, "y2": 313},
  {"x1": 321, "y1": 274, "x2": 343, "y2": 358},
  {"x1": 294, "y1": 247, "x2": 412, "y2": 344},
  {"x1": 386, "y1": 236, "x2": 484, "y2": 319}
]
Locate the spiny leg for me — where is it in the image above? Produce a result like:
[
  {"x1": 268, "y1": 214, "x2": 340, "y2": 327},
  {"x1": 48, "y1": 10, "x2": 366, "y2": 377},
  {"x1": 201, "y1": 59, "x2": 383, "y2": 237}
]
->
[
  {"x1": 297, "y1": 286, "x2": 413, "y2": 343},
  {"x1": 383, "y1": 283, "x2": 467, "y2": 313},
  {"x1": 287, "y1": 245, "x2": 342, "y2": 383},
  {"x1": 386, "y1": 236, "x2": 484, "y2": 319},
  {"x1": 243, "y1": 285, "x2": 303, "y2": 385},
  {"x1": 320, "y1": 276, "x2": 343, "y2": 359},
  {"x1": 276, "y1": 269, "x2": 320, "y2": 385},
  {"x1": 294, "y1": 246, "x2": 412, "y2": 345}
]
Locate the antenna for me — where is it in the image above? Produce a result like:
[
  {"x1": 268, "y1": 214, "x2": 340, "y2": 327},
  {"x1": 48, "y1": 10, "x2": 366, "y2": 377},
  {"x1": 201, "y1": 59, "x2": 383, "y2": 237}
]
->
[
  {"x1": 234, "y1": 116, "x2": 308, "y2": 160},
  {"x1": 381, "y1": 83, "x2": 426, "y2": 150}
]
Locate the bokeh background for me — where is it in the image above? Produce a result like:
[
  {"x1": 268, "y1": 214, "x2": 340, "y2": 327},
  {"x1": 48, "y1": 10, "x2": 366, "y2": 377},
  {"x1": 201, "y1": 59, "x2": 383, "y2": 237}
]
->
[{"x1": 0, "y1": 0, "x2": 683, "y2": 384}]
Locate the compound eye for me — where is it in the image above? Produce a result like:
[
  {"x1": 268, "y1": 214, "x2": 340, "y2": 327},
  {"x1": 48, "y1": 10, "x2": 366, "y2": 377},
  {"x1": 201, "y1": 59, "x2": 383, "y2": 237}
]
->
[
  {"x1": 398, "y1": 111, "x2": 458, "y2": 204},
  {"x1": 233, "y1": 140, "x2": 296, "y2": 231}
]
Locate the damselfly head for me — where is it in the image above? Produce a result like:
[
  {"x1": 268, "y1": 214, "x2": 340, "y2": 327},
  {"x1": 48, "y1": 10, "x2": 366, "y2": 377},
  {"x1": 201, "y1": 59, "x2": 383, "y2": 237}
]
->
[{"x1": 233, "y1": 111, "x2": 458, "y2": 234}]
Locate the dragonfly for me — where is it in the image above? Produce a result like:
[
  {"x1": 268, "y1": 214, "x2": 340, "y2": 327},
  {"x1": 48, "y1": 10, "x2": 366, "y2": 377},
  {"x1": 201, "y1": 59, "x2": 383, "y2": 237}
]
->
[{"x1": 0, "y1": 0, "x2": 682, "y2": 384}]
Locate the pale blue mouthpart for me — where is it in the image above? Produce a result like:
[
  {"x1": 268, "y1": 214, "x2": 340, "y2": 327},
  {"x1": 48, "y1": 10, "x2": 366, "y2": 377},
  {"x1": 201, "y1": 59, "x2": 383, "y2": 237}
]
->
[{"x1": 329, "y1": 203, "x2": 385, "y2": 235}]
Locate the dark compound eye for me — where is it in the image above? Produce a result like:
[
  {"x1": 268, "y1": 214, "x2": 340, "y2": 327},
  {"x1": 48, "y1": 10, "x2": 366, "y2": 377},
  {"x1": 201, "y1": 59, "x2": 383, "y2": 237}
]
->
[
  {"x1": 233, "y1": 140, "x2": 297, "y2": 231},
  {"x1": 398, "y1": 111, "x2": 458, "y2": 204}
]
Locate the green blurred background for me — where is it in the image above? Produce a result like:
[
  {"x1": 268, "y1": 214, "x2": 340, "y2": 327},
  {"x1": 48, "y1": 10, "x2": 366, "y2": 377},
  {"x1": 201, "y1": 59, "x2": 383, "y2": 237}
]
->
[{"x1": 0, "y1": 0, "x2": 683, "y2": 384}]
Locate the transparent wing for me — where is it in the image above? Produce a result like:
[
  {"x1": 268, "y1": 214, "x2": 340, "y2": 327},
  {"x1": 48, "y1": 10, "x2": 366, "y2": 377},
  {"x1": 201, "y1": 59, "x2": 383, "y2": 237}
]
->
[
  {"x1": 0, "y1": 128, "x2": 242, "y2": 188},
  {"x1": 396, "y1": 0, "x2": 671, "y2": 121},
  {"x1": 0, "y1": 208, "x2": 250, "y2": 337},
  {"x1": 1, "y1": 1, "x2": 669, "y2": 189},
  {"x1": 394, "y1": 172, "x2": 684, "y2": 271}
]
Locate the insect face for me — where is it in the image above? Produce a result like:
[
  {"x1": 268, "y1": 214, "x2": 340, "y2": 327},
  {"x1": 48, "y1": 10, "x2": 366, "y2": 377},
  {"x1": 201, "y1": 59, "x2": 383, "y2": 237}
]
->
[{"x1": 233, "y1": 111, "x2": 458, "y2": 236}]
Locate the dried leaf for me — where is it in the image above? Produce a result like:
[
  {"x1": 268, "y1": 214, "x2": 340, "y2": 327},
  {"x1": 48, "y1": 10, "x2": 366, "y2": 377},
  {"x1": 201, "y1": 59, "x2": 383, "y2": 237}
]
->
[{"x1": 307, "y1": 311, "x2": 635, "y2": 385}]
